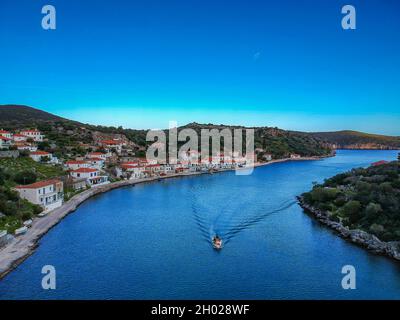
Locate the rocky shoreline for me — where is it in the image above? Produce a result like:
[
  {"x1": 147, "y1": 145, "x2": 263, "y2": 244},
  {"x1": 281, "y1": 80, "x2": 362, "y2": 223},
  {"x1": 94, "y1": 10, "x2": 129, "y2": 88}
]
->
[{"x1": 297, "y1": 196, "x2": 400, "y2": 261}]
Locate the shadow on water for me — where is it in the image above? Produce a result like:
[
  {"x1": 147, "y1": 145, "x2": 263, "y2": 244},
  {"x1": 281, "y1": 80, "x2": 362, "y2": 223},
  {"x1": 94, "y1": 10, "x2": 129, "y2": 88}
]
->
[{"x1": 190, "y1": 184, "x2": 297, "y2": 247}]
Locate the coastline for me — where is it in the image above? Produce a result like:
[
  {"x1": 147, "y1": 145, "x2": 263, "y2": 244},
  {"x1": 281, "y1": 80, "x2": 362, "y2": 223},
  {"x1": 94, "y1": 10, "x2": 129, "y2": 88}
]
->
[
  {"x1": 297, "y1": 197, "x2": 400, "y2": 261},
  {"x1": 0, "y1": 155, "x2": 329, "y2": 280}
]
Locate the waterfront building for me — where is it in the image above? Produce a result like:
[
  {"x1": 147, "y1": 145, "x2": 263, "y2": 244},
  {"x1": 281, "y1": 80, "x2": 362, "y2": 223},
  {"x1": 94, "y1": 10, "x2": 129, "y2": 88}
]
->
[
  {"x1": 14, "y1": 179, "x2": 64, "y2": 212},
  {"x1": 70, "y1": 168, "x2": 109, "y2": 187},
  {"x1": 120, "y1": 162, "x2": 146, "y2": 179}
]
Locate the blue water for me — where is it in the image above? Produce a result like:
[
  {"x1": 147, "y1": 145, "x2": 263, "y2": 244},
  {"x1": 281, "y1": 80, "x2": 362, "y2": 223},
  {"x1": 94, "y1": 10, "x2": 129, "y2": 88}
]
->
[{"x1": 1, "y1": 150, "x2": 400, "y2": 299}]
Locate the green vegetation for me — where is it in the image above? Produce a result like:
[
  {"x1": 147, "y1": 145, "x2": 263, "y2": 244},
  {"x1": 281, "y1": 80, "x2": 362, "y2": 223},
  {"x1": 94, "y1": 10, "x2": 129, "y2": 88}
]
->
[
  {"x1": 302, "y1": 160, "x2": 400, "y2": 241},
  {"x1": 181, "y1": 123, "x2": 332, "y2": 159},
  {"x1": 0, "y1": 158, "x2": 65, "y2": 185},
  {"x1": 311, "y1": 130, "x2": 400, "y2": 149},
  {"x1": 0, "y1": 158, "x2": 67, "y2": 233}
]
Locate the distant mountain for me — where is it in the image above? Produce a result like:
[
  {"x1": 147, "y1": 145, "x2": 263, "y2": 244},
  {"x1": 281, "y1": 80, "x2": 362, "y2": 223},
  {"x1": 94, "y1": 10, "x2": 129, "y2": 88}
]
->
[{"x1": 310, "y1": 130, "x2": 400, "y2": 150}]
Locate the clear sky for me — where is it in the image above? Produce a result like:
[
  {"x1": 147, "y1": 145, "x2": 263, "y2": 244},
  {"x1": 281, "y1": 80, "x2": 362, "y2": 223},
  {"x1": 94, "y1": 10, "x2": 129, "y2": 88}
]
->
[{"x1": 0, "y1": 0, "x2": 399, "y2": 134}]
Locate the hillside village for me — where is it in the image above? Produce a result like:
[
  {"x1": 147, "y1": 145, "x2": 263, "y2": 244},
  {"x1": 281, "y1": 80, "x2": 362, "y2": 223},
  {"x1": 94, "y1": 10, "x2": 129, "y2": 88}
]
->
[
  {"x1": 0, "y1": 105, "x2": 343, "y2": 249},
  {"x1": 0, "y1": 126, "x2": 266, "y2": 246}
]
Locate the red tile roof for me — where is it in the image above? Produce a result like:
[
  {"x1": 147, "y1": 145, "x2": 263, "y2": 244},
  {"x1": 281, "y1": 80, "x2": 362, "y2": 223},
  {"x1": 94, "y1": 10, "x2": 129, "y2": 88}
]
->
[
  {"x1": 372, "y1": 160, "x2": 389, "y2": 166},
  {"x1": 121, "y1": 163, "x2": 139, "y2": 169},
  {"x1": 0, "y1": 130, "x2": 10, "y2": 134},
  {"x1": 123, "y1": 161, "x2": 139, "y2": 165},
  {"x1": 89, "y1": 152, "x2": 105, "y2": 156},
  {"x1": 30, "y1": 151, "x2": 50, "y2": 155},
  {"x1": 101, "y1": 140, "x2": 121, "y2": 145},
  {"x1": 72, "y1": 168, "x2": 98, "y2": 173},
  {"x1": 0, "y1": 136, "x2": 11, "y2": 141},
  {"x1": 21, "y1": 129, "x2": 40, "y2": 133},
  {"x1": 15, "y1": 179, "x2": 61, "y2": 189},
  {"x1": 66, "y1": 160, "x2": 88, "y2": 165}
]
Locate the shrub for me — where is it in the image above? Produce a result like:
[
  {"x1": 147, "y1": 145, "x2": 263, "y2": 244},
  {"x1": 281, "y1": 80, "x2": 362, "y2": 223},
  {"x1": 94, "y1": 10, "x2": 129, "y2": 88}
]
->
[
  {"x1": 342, "y1": 200, "x2": 362, "y2": 223},
  {"x1": 13, "y1": 171, "x2": 37, "y2": 185}
]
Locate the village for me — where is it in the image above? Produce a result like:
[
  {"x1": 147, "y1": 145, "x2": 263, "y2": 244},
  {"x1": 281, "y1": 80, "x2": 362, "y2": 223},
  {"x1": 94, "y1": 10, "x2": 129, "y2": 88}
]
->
[{"x1": 0, "y1": 127, "x2": 278, "y2": 247}]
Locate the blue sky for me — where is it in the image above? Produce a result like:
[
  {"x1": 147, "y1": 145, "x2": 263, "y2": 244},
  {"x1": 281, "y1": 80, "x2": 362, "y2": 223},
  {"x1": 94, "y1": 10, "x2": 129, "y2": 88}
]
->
[{"x1": 0, "y1": 0, "x2": 399, "y2": 134}]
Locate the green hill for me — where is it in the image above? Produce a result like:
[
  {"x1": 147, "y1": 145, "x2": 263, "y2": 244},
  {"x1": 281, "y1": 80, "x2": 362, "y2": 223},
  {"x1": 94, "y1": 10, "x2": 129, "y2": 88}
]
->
[
  {"x1": 310, "y1": 130, "x2": 400, "y2": 149},
  {"x1": 0, "y1": 104, "x2": 68, "y2": 128},
  {"x1": 0, "y1": 105, "x2": 333, "y2": 159}
]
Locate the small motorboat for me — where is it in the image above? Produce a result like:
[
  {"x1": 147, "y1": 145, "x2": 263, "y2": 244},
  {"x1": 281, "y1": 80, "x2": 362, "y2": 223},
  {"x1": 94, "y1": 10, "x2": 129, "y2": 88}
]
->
[{"x1": 212, "y1": 235, "x2": 223, "y2": 250}]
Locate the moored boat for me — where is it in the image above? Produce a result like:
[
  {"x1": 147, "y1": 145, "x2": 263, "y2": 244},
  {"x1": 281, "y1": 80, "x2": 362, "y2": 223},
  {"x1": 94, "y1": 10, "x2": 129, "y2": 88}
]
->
[{"x1": 15, "y1": 226, "x2": 28, "y2": 236}]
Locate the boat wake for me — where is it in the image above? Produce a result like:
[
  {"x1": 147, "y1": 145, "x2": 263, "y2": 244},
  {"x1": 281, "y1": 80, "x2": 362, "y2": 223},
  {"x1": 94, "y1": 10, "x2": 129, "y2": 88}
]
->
[{"x1": 190, "y1": 184, "x2": 297, "y2": 247}]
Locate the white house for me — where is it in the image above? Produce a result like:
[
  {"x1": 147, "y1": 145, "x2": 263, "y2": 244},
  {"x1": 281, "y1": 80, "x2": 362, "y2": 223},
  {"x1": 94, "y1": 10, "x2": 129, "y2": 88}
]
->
[
  {"x1": 87, "y1": 152, "x2": 108, "y2": 160},
  {"x1": 70, "y1": 168, "x2": 109, "y2": 187},
  {"x1": 20, "y1": 129, "x2": 44, "y2": 142},
  {"x1": 144, "y1": 164, "x2": 163, "y2": 175},
  {"x1": 12, "y1": 133, "x2": 28, "y2": 142},
  {"x1": 15, "y1": 143, "x2": 37, "y2": 152},
  {"x1": 100, "y1": 139, "x2": 124, "y2": 153},
  {"x1": 65, "y1": 160, "x2": 90, "y2": 171},
  {"x1": 14, "y1": 179, "x2": 64, "y2": 212},
  {"x1": 0, "y1": 130, "x2": 12, "y2": 139},
  {"x1": 0, "y1": 136, "x2": 12, "y2": 149},
  {"x1": 120, "y1": 162, "x2": 146, "y2": 179},
  {"x1": 29, "y1": 151, "x2": 54, "y2": 163},
  {"x1": 88, "y1": 157, "x2": 105, "y2": 170}
]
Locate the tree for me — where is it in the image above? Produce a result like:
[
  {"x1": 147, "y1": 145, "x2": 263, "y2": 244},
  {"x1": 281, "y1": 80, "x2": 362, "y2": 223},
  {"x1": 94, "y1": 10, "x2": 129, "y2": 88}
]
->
[
  {"x1": 311, "y1": 187, "x2": 339, "y2": 202},
  {"x1": 38, "y1": 141, "x2": 51, "y2": 151},
  {"x1": 365, "y1": 202, "x2": 382, "y2": 221},
  {"x1": 40, "y1": 156, "x2": 50, "y2": 163},
  {"x1": 13, "y1": 171, "x2": 37, "y2": 185},
  {"x1": 342, "y1": 200, "x2": 362, "y2": 223}
]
